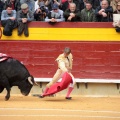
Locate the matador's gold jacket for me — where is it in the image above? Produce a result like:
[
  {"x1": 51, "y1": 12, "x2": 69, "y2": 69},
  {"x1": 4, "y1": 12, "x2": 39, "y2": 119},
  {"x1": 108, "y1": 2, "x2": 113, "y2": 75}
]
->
[{"x1": 56, "y1": 53, "x2": 73, "y2": 72}]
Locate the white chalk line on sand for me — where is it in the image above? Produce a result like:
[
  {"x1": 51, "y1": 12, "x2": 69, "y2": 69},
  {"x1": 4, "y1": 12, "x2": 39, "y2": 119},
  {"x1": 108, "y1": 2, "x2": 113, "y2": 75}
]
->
[
  {"x1": 0, "y1": 108, "x2": 120, "y2": 114},
  {"x1": 0, "y1": 114, "x2": 120, "y2": 119},
  {"x1": 0, "y1": 108, "x2": 120, "y2": 119}
]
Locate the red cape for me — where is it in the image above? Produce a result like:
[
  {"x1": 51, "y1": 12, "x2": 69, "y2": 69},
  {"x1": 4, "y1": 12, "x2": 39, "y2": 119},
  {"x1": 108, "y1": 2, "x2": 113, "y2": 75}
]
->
[{"x1": 43, "y1": 72, "x2": 72, "y2": 96}]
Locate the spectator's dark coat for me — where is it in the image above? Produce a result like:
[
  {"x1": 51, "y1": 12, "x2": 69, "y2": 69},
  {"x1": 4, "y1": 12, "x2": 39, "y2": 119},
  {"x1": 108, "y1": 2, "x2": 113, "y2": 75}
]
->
[
  {"x1": 1, "y1": 19, "x2": 17, "y2": 36},
  {"x1": 0, "y1": 0, "x2": 4, "y2": 20},
  {"x1": 4, "y1": 0, "x2": 21, "y2": 11},
  {"x1": 81, "y1": 8, "x2": 96, "y2": 22},
  {"x1": 73, "y1": 0, "x2": 85, "y2": 11},
  {"x1": 17, "y1": 9, "x2": 34, "y2": 36},
  {"x1": 1, "y1": 10, "x2": 17, "y2": 36},
  {"x1": 17, "y1": 10, "x2": 34, "y2": 22},
  {"x1": 95, "y1": 6, "x2": 113, "y2": 22},
  {"x1": 90, "y1": 0, "x2": 100, "y2": 9},
  {"x1": 64, "y1": 9, "x2": 81, "y2": 21}
]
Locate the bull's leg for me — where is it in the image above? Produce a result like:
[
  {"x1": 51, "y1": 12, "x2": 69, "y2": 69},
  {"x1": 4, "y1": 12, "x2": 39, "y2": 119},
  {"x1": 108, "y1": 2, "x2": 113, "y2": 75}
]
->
[
  {"x1": 5, "y1": 86, "x2": 11, "y2": 101},
  {"x1": 1, "y1": 78, "x2": 11, "y2": 101},
  {"x1": 0, "y1": 86, "x2": 4, "y2": 93},
  {"x1": 0, "y1": 76, "x2": 11, "y2": 100}
]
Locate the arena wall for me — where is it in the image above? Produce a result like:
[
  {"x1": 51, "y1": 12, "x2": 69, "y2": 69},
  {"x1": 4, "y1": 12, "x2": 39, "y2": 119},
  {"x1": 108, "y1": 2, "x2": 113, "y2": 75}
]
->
[{"x1": 0, "y1": 22, "x2": 120, "y2": 96}]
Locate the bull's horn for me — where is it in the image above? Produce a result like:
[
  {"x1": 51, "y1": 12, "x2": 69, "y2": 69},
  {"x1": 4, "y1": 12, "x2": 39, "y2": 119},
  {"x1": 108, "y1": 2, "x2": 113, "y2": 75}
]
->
[
  {"x1": 28, "y1": 77, "x2": 33, "y2": 85},
  {"x1": 35, "y1": 82, "x2": 39, "y2": 86}
]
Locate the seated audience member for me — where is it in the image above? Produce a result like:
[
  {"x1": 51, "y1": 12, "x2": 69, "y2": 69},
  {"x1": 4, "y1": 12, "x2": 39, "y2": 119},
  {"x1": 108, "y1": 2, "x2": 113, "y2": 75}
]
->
[
  {"x1": 90, "y1": 0, "x2": 101, "y2": 9},
  {"x1": 110, "y1": 0, "x2": 120, "y2": 12},
  {"x1": 20, "y1": 0, "x2": 35, "y2": 13},
  {"x1": 81, "y1": 1, "x2": 96, "y2": 21},
  {"x1": 113, "y1": 2, "x2": 120, "y2": 32},
  {"x1": 73, "y1": 0, "x2": 87, "y2": 12},
  {"x1": 17, "y1": 3, "x2": 34, "y2": 37},
  {"x1": 1, "y1": 5, "x2": 17, "y2": 36},
  {"x1": 95, "y1": 0, "x2": 113, "y2": 22},
  {"x1": 45, "y1": 0, "x2": 61, "y2": 11},
  {"x1": 64, "y1": 3, "x2": 80, "y2": 21},
  {"x1": 35, "y1": 0, "x2": 46, "y2": 11},
  {"x1": 113, "y1": 1, "x2": 120, "y2": 13},
  {"x1": 61, "y1": 0, "x2": 67, "y2": 4},
  {"x1": 45, "y1": 3, "x2": 65, "y2": 22},
  {"x1": 1, "y1": 0, "x2": 6, "y2": 3},
  {"x1": 113, "y1": 14, "x2": 120, "y2": 32},
  {"x1": 34, "y1": 2, "x2": 48, "y2": 21},
  {"x1": 4, "y1": 0, "x2": 21, "y2": 11},
  {"x1": 61, "y1": 0, "x2": 73, "y2": 12},
  {"x1": 0, "y1": 0, "x2": 5, "y2": 20}
]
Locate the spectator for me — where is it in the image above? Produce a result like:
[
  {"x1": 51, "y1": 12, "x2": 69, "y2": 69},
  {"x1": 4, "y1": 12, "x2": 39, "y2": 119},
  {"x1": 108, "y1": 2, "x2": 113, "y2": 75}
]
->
[
  {"x1": 61, "y1": 0, "x2": 67, "y2": 4},
  {"x1": 20, "y1": 0, "x2": 35, "y2": 13},
  {"x1": 73, "y1": 0, "x2": 86, "y2": 12},
  {"x1": 81, "y1": 1, "x2": 96, "y2": 21},
  {"x1": 113, "y1": 14, "x2": 120, "y2": 32},
  {"x1": 45, "y1": 0, "x2": 61, "y2": 11},
  {"x1": 4, "y1": 0, "x2": 21, "y2": 11},
  {"x1": 34, "y1": 2, "x2": 49, "y2": 21},
  {"x1": 112, "y1": 4, "x2": 120, "y2": 32},
  {"x1": 64, "y1": 3, "x2": 80, "y2": 21},
  {"x1": 1, "y1": 5, "x2": 17, "y2": 36},
  {"x1": 35, "y1": 0, "x2": 46, "y2": 11},
  {"x1": 114, "y1": 1, "x2": 120, "y2": 13},
  {"x1": 110, "y1": 0, "x2": 120, "y2": 12},
  {"x1": 0, "y1": 0, "x2": 5, "y2": 20},
  {"x1": 17, "y1": 3, "x2": 34, "y2": 37},
  {"x1": 89, "y1": 0, "x2": 101, "y2": 10},
  {"x1": 1, "y1": 0, "x2": 7, "y2": 3},
  {"x1": 61, "y1": 0, "x2": 73, "y2": 12},
  {"x1": 95, "y1": 0, "x2": 113, "y2": 22},
  {"x1": 45, "y1": 3, "x2": 65, "y2": 22}
]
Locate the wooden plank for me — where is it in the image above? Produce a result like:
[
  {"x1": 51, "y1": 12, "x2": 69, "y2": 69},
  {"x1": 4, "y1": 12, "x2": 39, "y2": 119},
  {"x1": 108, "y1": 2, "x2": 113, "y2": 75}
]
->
[
  {"x1": 1, "y1": 28, "x2": 119, "y2": 41},
  {"x1": 109, "y1": 43, "x2": 120, "y2": 51},
  {"x1": 31, "y1": 51, "x2": 59, "y2": 58},
  {"x1": 28, "y1": 57, "x2": 55, "y2": 65},
  {"x1": 27, "y1": 22, "x2": 113, "y2": 28},
  {"x1": 4, "y1": 22, "x2": 114, "y2": 29},
  {"x1": 109, "y1": 57, "x2": 120, "y2": 65},
  {"x1": 79, "y1": 72, "x2": 120, "y2": 79},
  {"x1": 109, "y1": 51, "x2": 120, "y2": 56},
  {"x1": 82, "y1": 58, "x2": 109, "y2": 66},
  {"x1": 1, "y1": 41, "x2": 120, "y2": 79}
]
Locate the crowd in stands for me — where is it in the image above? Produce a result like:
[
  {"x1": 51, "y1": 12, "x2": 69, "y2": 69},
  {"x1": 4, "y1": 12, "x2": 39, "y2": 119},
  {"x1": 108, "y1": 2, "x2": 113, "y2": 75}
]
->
[{"x1": 0, "y1": 0, "x2": 120, "y2": 36}]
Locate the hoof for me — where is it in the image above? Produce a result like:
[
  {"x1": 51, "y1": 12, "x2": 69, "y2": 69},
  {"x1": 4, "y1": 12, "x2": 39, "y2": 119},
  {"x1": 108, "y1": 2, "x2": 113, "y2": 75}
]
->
[{"x1": 5, "y1": 96, "x2": 9, "y2": 101}]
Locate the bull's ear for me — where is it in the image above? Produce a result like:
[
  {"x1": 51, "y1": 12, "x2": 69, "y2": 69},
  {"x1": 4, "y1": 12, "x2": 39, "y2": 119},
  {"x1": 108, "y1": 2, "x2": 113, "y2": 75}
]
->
[{"x1": 28, "y1": 77, "x2": 34, "y2": 85}]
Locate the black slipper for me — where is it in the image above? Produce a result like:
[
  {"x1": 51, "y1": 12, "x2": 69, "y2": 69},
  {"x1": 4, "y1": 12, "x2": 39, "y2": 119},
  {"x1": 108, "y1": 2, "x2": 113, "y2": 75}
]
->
[{"x1": 65, "y1": 97, "x2": 72, "y2": 100}]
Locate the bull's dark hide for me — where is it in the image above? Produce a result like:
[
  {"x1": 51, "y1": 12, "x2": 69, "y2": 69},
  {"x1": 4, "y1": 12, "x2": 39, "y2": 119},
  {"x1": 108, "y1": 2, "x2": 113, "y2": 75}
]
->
[{"x1": 0, "y1": 57, "x2": 34, "y2": 100}]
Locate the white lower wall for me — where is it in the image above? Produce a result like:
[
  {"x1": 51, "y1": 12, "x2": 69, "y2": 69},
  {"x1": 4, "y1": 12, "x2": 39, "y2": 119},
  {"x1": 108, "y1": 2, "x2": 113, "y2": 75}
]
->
[{"x1": 1, "y1": 83, "x2": 119, "y2": 97}]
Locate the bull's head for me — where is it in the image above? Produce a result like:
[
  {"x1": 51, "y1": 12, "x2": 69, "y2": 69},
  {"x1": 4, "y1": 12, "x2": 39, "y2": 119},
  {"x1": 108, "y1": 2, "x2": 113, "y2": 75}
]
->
[{"x1": 19, "y1": 75, "x2": 35, "y2": 96}]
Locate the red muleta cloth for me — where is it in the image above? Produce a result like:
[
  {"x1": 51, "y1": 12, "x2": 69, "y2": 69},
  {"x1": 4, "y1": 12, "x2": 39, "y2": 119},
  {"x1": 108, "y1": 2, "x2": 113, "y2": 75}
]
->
[{"x1": 43, "y1": 72, "x2": 73, "y2": 96}]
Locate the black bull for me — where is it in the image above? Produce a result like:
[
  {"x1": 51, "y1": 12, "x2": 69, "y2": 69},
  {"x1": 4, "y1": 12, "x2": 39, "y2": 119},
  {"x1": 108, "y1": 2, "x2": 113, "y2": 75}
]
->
[{"x1": 0, "y1": 58, "x2": 35, "y2": 100}]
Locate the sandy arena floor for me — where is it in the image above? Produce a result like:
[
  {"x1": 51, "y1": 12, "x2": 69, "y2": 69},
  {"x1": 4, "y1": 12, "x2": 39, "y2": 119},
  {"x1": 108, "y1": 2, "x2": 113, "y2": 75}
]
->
[{"x1": 0, "y1": 95, "x2": 120, "y2": 120}]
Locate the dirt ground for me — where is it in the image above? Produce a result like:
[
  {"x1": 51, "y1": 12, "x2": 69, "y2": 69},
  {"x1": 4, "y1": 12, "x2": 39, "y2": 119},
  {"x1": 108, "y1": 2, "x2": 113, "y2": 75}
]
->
[{"x1": 0, "y1": 95, "x2": 120, "y2": 120}]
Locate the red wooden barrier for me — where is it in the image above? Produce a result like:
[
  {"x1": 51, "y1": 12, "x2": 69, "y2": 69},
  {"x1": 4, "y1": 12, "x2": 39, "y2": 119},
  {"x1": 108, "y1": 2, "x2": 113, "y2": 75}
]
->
[{"x1": 1, "y1": 41, "x2": 120, "y2": 79}]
